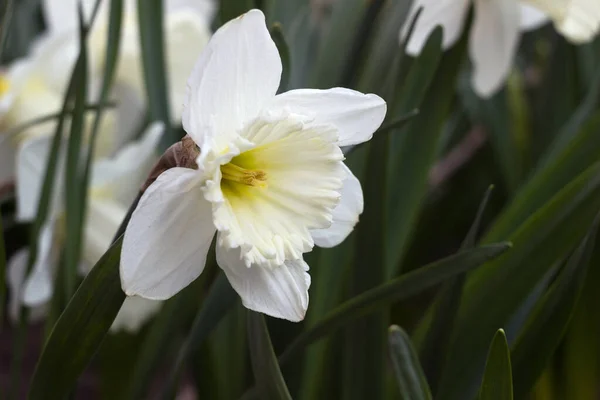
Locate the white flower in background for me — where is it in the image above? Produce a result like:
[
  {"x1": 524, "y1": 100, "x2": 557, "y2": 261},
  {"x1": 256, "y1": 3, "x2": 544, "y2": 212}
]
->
[
  {"x1": 402, "y1": 0, "x2": 600, "y2": 97},
  {"x1": 43, "y1": 0, "x2": 215, "y2": 123},
  {"x1": 7, "y1": 123, "x2": 164, "y2": 332},
  {"x1": 120, "y1": 10, "x2": 387, "y2": 322}
]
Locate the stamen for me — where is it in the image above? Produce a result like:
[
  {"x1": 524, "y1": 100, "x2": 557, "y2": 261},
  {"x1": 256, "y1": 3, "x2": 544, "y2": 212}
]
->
[{"x1": 221, "y1": 162, "x2": 267, "y2": 187}]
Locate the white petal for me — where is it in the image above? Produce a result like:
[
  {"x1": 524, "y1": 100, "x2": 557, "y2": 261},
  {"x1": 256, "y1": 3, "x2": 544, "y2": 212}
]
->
[
  {"x1": 6, "y1": 249, "x2": 48, "y2": 323},
  {"x1": 553, "y1": 0, "x2": 600, "y2": 42},
  {"x1": 166, "y1": 11, "x2": 212, "y2": 122},
  {"x1": 23, "y1": 222, "x2": 56, "y2": 306},
  {"x1": 401, "y1": 0, "x2": 471, "y2": 54},
  {"x1": 265, "y1": 88, "x2": 387, "y2": 147},
  {"x1": 469, "y1": 0, "x2": 521, "y2": 97},
  {"x1": 217, "y1": 243, "x2": 310, "y2": 322},
  {"x1": 166, "y1": 0, "x2": 216, "y2": 21},
  {"x1": 91, "y1": 122, "x2": 163, "y2": 205},
  {"x1": 110, "y1": 297, "x2": 163, "y2": 333},
  {"x1": 520, "y1": 4, "x2": 550, "y2": 31},
  {"x1": 311, "y1": 164, "x2": 363, "y2": 248},
  {"x1": 96, "y1": 83, "x2": 146, "y2": 157},
  {"x1": 7, "y1": 249, "x2": 28, "y2": 322},
  {"x1": 41, "y1": 0, "x2": 96, "y2": 35},
  {"x1": 16, "y1": 135, "x2": 63, "y2": 222},
  {"x1": 182, "y1": 9, "x2": 281, "y2": 152},
  {"x1": 84, "y1": 197, "x2": 127, "y2": 266},
  {"x1": 120, "y1": 167, "x2": 216, "y2": 299}
]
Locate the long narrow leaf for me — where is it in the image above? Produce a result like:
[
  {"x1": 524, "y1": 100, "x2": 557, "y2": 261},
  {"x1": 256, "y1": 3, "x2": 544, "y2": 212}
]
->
[
  {"x1": 0, "y1": 208, "x2": 5, "y2": 327},
  {"x1": 247, "y1": 312, "x2": 293, "y2": 400},
  {"x1": 343, "y1": 130, "x2": 389, "y2": 399},
  {"x1": 137, "y1": 0, "x2": 174, "y2": 149},
  {"x1": 280, "y1": 243, "x2": 510, "y2": 366},
  {"x1": 437, "y1": 162, "x2": 600, "y2": 400},
  {"x1": 63, "y1": 6, "x2": 90, "y2": 298},
  {"x1": 387, "y1": 26, "x2": 467, "y2": 276},
  {"x1": 511, "y1": 215, "x2": 600, "y2": 397},
  {"x1": 160, "y1": 272, "x2": 237, "y2": 399},
  {"x1": 29, "y1": 237, "x2": 125, "y2": 400},
  {"x1": 388, "y1": 325, "x2": 432, "y2": 400},
  {"x1": 241, "y1": 243, "x2": 510, "y2": 400},
  {"x1": 479, "y1": 329, "x2": 513, "y2": 400},
  {"x1": 420, "y1": 186, "x2": 494, "y2": 391}
]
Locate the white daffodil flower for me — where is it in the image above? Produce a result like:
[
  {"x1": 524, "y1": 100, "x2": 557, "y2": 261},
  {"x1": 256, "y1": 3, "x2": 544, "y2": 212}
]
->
[
  {"x1": 402, "y1": 0, "x2": 600, "y2": 97},
  {"x1": 120, "y1": 10, "x2": 387, "y2": 322},
  {"x1": 43, "y1": 0, "x2": 214, "y2": 123},
  {"x1": 0, "y1": 36, "x2": 69, "y2": 185},
  {"x1": 8, "y1": 123, "x2": 164, "y2": 332}
]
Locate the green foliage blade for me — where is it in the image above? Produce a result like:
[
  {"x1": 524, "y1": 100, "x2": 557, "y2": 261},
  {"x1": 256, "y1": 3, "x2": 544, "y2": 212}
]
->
[
  {"x1": 270, "y1": 22, "x2": 290, "y2": 92},
  {"x1": 388, "y1": 325, "x2": 432, "y2": 400},
  {"x1": 137, "y1": 0, "x2": 174, "y2": 150},
  {"x1": 29, "y1": 237, "x2": 125, "y2": 400},
  {"x1": 437, "y1": 162, "x2": 600, "y2": 400},
  {"x1": 220, "y1": 0, "x2": 254, "y2": 23},
  {"x1": 386, "y1": 27, "x2": 467, "y2": 276},
  {"x1": 479, "y1": 329, "x2": 513, "y2": 400},
  {"x1": 420, "y1": 186, "x2": 494, "y2": 391},
  {"x1": 343, "y1": 131, "x2": 389, "y2": 399},
  {"x1": 0, "y1": 214, "x2": 5, "y2": 327},
  {"x1": 279, "y1": 243, "x2": 510, "y2": 366},
  {"x1": 511, "y1": 216, "x2": 600, "y2": 397},
  {"x1": 160, "y1": 272, "x2": 238, "y2": 399},
  {"x1": 63, "y1": 6, "x2": 90, "y2": 298},
  {"x1": 247, "y1": 312, "x2": 293, "y2": 400}
]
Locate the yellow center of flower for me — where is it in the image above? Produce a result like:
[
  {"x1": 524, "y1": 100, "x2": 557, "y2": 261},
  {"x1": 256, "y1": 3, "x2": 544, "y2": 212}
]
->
[
  {"x1": 221, "y1": 161, "x2": 267, "y2": 188},
  {"x1": 0, "y1": 75, "x2": 10, "y2": 97}
]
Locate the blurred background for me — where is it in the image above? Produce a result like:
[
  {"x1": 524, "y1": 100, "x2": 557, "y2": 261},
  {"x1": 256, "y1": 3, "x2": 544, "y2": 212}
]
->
[{"x1": 1, "y1": 0, "x2": 600, "y2": 399}]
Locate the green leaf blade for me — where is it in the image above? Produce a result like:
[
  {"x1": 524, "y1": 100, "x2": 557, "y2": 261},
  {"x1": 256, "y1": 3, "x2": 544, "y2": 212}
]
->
[
  {"x1": 511, "y1": 215, "x2": 600, "y2": 397},
  {"x1": 479, "y1": 329, "x2": 513, "y2": 400},
  {"x1": 247, "y1": 312, "x2": 292, "y2": 400},
  {"x1": 388, "y1": 325, "x2": 432, "y2": 400},
  {"x1": 29, "y1": 237, "x2": 125, "y2": 400}
]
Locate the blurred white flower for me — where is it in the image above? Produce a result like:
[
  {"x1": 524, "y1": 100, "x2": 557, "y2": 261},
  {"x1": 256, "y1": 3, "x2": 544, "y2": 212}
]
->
[
  {"x1": 402, "y1": 0, "x2": 600, "y2": 97},
  {"x1": 120, "y1": 10, "x2": 387, "y2": 322},
  {"x1": 43, "y1": 0, "x2": 215, "y2": 122},
  {"x1": 7, "y1": 123, "x2": 164, "y2": 333}
]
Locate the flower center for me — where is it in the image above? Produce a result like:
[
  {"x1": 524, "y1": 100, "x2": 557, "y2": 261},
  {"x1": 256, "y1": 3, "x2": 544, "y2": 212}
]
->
[
  {"x1": 0, "y1": 75, "x2": 10, "y2": 98},
  {"x1": 221, "y1": 162, "x2": 267, "y2": 188}
]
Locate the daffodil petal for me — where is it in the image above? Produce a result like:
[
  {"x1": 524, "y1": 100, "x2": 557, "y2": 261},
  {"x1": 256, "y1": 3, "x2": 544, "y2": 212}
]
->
[
  {"x1": 166, "y1": 10, "x2": 212, "y2": 122},
  {"x1": 469, "y1": 0, "x2": 520, "y2": 97},
  {"x1": 182, "y1": 9, "x2": 281, "y2": 152},
  {"x1": 166, "y1": 0, "x2": 216, "y2": 19},
  {"x1": 7, "y1": 249, "x2": 47, "y2": 323},
  {"x1": 16, "y1": 135, "x2": 63, "y2": 222},
  {"x1": 41, "y1": 0, "x2": 96, "y2": 35},
  {"x1": 311, "y1": 164, "x2": 363, "y2": 248},
  {"x1": 520, "y1": 4, "x2": 549, "y2": 31},
  {"x1": 216, "y1": 242, "x2": 310, "y2": 322},
  {"x1": 265, "y1": 88, "x2": 386, "y2": 147},
  {"x1": 23, "y1": 222, "x2": 56, "y2": 306},
  {"x1": 553, "y1": 0, "x2": 600, "y2": 43},
  {"x1": 84, "y1": 197, "x2": 127, "y2": 266},
  {"x1": 401, "y1": 0, "x2": 470, "y2": 54},
  {"x1": 91, "y1": 121, "x2": 163, "y2": 205},
  {"x1": 120, "y1": 167, "x2": 215, "y2": 300},
  {"x1": 110, "y1": 297, "x2": 162, "y2": 333}
]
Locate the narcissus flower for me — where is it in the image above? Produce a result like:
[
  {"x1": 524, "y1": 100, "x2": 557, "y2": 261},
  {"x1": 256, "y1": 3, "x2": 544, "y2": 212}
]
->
[
  {"x1": 120, "y1": 10, "x2": 387, "y2": 322},
  {"x1": 403, "y1": 0, "x2": 600, "y2": 97},
  {"x1": 8, "y1": 123, "x2": 164, "y2": 332}
]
